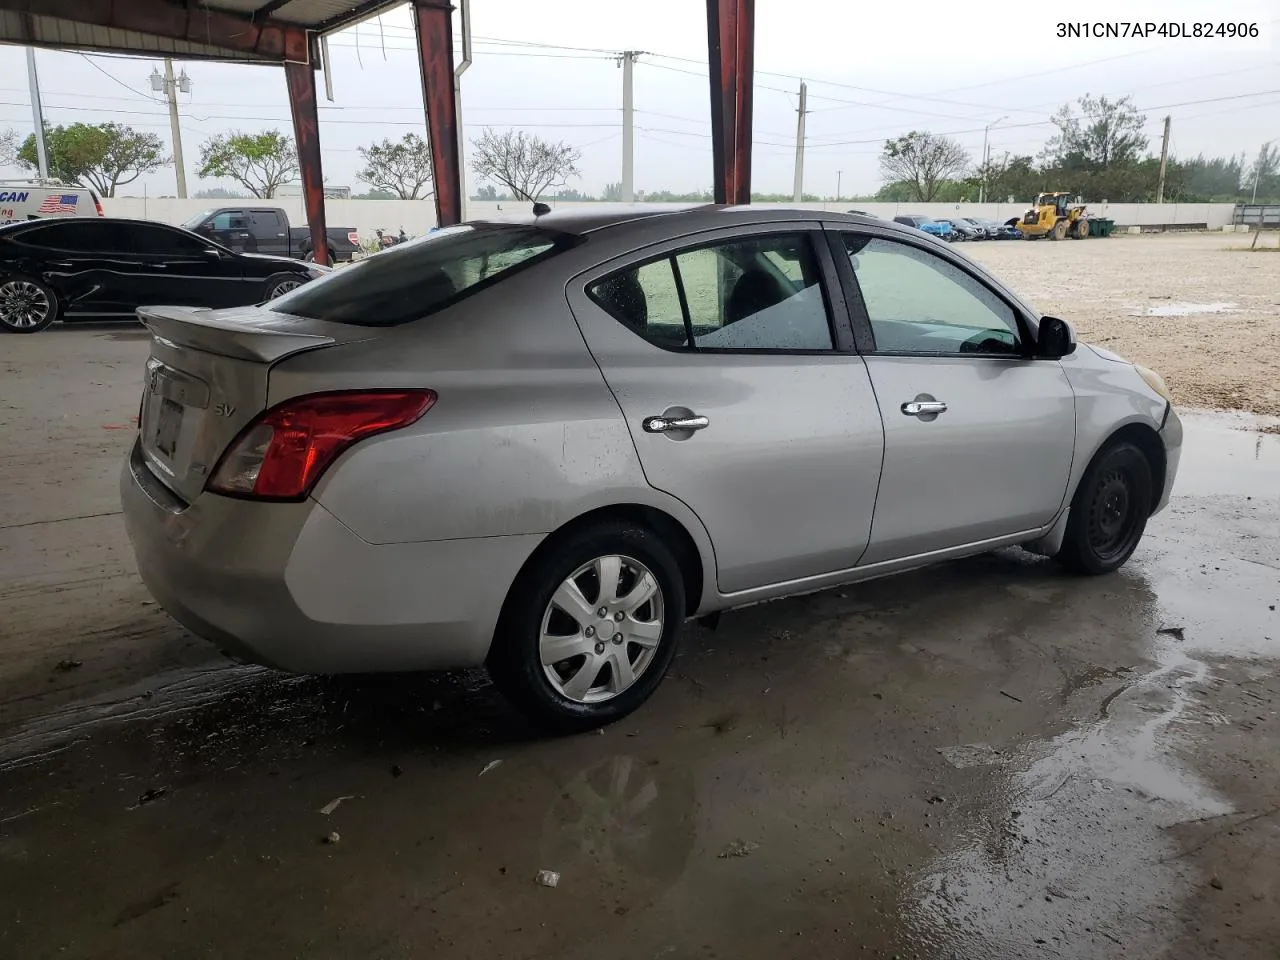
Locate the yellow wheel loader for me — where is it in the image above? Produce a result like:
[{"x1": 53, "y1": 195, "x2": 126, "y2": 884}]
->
[{"x1": 1019, "y1": 192, "x2": 1090, "y2": 240}]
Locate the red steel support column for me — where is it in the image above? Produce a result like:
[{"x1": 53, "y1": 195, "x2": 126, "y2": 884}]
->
[
  {"x1": 706, "y1": 0, "x2": 755, "y2": 204},
  {"x1": 413, "y1": 0, "x2": 462, "y2": 227},
  {"x1": 284, "y1": 57, "x2": 328, "y2": 266}
]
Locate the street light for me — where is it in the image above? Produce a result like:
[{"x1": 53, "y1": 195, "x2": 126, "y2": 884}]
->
[{"x1": 979, "y1": 116, "x2": 1008, "y2": 205}]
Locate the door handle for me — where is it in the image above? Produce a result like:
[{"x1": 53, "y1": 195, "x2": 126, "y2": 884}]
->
[
  {"x1": 643, "y1": 414, "x2": 709, "y2": 433},
  {"x1": 237, "y1": 233, "x2": 250, "y2": 238},
  {"x1": 901, "y1": 400, "x2": 948, "y2": 417}
]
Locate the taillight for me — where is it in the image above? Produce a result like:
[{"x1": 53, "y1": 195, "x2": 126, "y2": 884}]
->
[
  {"x1": 94, "y1": 196, "x2": 104, "y2": 217},
  {"x1": 208, "y1": 390, "x2": 436, "y2": 501},
  {"x1": 347, "y1": 231, "x2": 359, "y2": 246}
]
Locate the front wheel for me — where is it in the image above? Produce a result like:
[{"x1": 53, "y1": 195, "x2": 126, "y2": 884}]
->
[
  {"x1": 0, "y1": 276, "x2": 59, "y2": 333},
  {"x1": 1056, "y1": 441, "x2": 1153, "y2": 575},
  {"x1": 265, "y1": 274, "x2": 305, "y2": 300},
  {"x1": 488, "y1": 521, "x2": 686, "y2": 732}
]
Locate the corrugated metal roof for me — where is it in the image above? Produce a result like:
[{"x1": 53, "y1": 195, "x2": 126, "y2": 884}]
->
[
  {"x1": 0, "y1": 1, "x2": 405, "y2": 62},
  {"x1": 0, "y1": 11, "x2": 264, "y2": 60}
]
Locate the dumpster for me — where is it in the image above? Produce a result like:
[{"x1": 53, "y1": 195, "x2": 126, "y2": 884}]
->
[{"x1": 1088, "y1": 218, "x2": 1115, "y2": 237}]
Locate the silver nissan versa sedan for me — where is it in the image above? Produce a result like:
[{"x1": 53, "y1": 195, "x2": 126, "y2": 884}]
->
[{"x1": 121, "y1": 206, "x2": 1182, "y2": 730}]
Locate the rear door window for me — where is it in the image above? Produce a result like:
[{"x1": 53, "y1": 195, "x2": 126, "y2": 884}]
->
[
  {"x1": 271, "y1": 224, "x2": 574, "y2": 326},
  {"x1": 589, "y1": 232, "x2": 833, "y2": 352}
]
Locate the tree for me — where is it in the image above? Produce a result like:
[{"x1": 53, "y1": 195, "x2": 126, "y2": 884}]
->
[
  {"x1": 1247, "y1": 142, "x2": 1280, "y2": 200},
  {"x1": 0, "y1": 128, "x2": 20, "y2": 168},
  {"x1": 197, "y1": 130, "x2": 298, "y2": 199},
  {"x1": 470, "y1": 129, "x2": 581, "y2": 202},
  {"x1": 194, "y1": 187, "x2": 250, "y2": 200},
  {"x1": 601, "y1": 181, "x2": 623, "y2": 201},
  {"x1": 17, "y1": 122, "x2": 166, "y2": 196},
  {"x1": 1043, "y1": 95, "x2": 1148, "y2": 171},
  {"x1": 879, "y1": 131, "x2": 970, "y2": 201},
  {"x1": 357, "y1": 133, "x2": 432, "y2": 199}
]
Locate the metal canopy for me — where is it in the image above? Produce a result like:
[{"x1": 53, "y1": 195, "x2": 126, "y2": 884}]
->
[
  {"x1": 0, "y1": 0, "x2": 758, "y2": 253},
  {"x1": 0, "y1": 0, "x2": 406, "y2": 62}
]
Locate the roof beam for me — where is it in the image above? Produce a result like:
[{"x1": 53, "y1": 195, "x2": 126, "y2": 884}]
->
[{"x1": 0, "y1": 0, "x2": 311, "y2": 62}]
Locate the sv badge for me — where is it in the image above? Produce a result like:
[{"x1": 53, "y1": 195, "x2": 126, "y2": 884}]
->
[{"x1": 213, "y1": 402, "x2": 236, "y2": 418}]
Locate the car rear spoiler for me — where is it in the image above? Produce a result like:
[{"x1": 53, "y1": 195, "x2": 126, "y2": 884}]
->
[{"x1": 136, "y1": 305, "x2": 338, "y2": 364}]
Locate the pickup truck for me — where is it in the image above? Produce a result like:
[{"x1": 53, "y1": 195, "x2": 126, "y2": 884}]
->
[{"x1": 181, "y1": 206, "x2": 359, "y2": 263}]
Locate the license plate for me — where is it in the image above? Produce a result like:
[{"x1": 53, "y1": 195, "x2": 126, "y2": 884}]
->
[{"x1": 155, "y1": 397, "x2": 183, "y2": 458}]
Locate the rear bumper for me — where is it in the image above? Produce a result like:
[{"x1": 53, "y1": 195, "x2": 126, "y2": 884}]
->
[{"x1": 121, "y1": 440, "x2": 541, "y2": 674}]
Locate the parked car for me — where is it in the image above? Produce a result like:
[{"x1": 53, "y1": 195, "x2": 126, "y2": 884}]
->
[
  {"x1": 0, "y1": 217, "x2": 327, "y2": 333},
  {"x1": 0, "y1": 179, "x2": 104, "y2": 225},
  {"x1": 892, "y1": 214, "x2": 954, "y2": 240},
  {"x1": 121, "y1": 207, "x2": 1181, "y2": 731},
  {"x1": 936, "y1": 217, "x2": 983, "y2": 241},
  {"x1": 959, "y1": 217, "x2": 994, "y2": 238},
  {"x1": 183, "y1": 206, "x2": 360, "y2": 263},
  {"x1": 967, "y1": 217, "x2": 1020, "y2": 240}
]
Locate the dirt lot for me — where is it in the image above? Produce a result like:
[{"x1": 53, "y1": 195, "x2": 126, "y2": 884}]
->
[
  {"x1": 1, "y1": 233, "x2": 1279, "y2": 960},
  {"x1": 964, "y1": 232, "x2": 1280, "y2": 416}
]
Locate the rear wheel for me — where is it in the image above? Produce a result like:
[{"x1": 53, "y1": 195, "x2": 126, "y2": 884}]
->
[
  {"x1": 1056, "y1": 442, "x2": 1153, "y2": 575},
  {"x1": 0, "y1": 277, "x2": 58, "y2": 333},
  {"x1": 1050, "y1": 218, "x2": 1069, "y2": 241},
  {"x1": 1074, "y1": 219, "x2": 1090, "y2": 239},
  {"x1": 488, "y1": 521, "x2": 686, "y2": 732}
]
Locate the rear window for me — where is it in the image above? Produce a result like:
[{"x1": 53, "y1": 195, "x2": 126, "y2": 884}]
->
[{"x1": 271, "y1": 224, "x2": 575, "y2": 326}]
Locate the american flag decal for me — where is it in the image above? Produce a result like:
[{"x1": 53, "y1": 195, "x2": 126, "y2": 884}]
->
[{"x1": 37, "y1": 194, "x2": 79, "y2": 214}]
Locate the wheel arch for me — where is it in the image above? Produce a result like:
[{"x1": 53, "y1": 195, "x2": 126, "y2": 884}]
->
[
  {"x1": 502, "y1": 503, "x2": 709, "y2": 623},
  {"x1": 1098, "y1": 421, "x2": 1166, "y2": 516}
]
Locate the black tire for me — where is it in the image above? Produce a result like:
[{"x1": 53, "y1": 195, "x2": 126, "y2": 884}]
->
[
  {"x1": 264, "y1": 274, "x2": 306, "y2": 300},
  {"x1": 304, "y1": 248, "x2": 336, "y2": 265},
  {"x1": 1056, "y1": 441, "x2": 1153, "y2": 575},
  {"x1": 488, "y1": 521, "x2": 686, "y2": 733},
  {"x1": 0, "y1": 275, "x2": 59, "y2": 333}
]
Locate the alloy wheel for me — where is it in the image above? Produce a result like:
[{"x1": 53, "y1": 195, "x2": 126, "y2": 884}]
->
[
  {"x1": 270, "y1": 279, "x2": 303, "y2": 297},
  {"x1": 0, "y1": 281, "x2": 51, "y2": 330},
  {"x1": 539, "y1": 554, "x2": 665, "y2": 704}
]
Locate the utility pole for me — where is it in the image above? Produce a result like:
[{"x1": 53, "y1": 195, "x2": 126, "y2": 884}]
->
[
  {"x1": 1155, "y1": 115, "x2": 1171, "y2": 204},
  {"x1": 836, "y1": 169, "x2": 842, "y2": 203},
  {"x1": 151, "y1": 60, "x2": 191, "y2": 198},
  {"x1": 619, "y1": 51, "x2": 642, "y2": 202},
  {"x1": 25, "y1": 48, "x2": 48, "y2": 178},
  {"x1": 979, "y1": 115, "x2": 1007, "y2": 205},
  {"x1": 164, "y1": 60, "x2": 187, "y2": 198},
  {"x1": 455, "y1": 0, "x2": 472, "y2": 220},
  {"x1": 792, "y1": 81, "x2": 807, "y2": 203}
]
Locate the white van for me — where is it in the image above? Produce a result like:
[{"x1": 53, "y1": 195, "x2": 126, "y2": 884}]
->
[{"x1": 0, "y1": 180, "x2": 104, "y2": 225}]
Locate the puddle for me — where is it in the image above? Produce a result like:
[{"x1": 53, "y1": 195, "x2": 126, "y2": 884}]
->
[
  {"x1": 1130, "y1": 301, "x2": 1239, "y2": 317},
  {"x1": 906, "y1": 643, "x2": 1234, "y2": 958},
  {"x1": 1172, "y1": 410, "x2": 1280, "y2": 499}
]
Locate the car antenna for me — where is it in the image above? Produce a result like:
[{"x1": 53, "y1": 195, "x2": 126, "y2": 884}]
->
[{"x1": 532, "y1": 201, "x2": 551, "y2": 216}]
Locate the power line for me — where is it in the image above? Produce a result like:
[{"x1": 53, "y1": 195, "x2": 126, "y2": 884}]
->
[{"x1": 76, "y1": 54, "x2": 160, "y2": 102}]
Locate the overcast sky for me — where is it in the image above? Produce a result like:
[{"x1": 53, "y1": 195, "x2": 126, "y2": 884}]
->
[{"x1": 0, "y1": 0, "x2": 1276, "y2": 198}]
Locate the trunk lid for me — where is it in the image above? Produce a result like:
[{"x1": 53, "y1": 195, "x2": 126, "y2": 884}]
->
[{"x1": 135, "y1": 304, "x2": 369, "y2": 503}]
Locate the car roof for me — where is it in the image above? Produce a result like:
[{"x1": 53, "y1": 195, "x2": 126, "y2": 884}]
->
[{"x1": 476, "y1": 203, "x2": 915, "y2": 238}]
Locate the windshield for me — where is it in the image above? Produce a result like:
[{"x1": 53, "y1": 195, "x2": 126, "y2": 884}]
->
[
  {"x1": 270, "y1": 224, "x2": 576, "y2": 326},
  {"x1": 181, "y1": 210, "x2": 213, "y2": 229}
]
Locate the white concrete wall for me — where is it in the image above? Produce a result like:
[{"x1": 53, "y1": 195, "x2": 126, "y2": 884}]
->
[{"x1": 101, "y1": 197, "x2": 1238, "y2": 238}]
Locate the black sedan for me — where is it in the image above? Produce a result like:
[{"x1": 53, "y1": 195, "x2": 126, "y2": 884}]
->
[{"x1": 0, "y1": 217, "x2": 326, "y2": 333}]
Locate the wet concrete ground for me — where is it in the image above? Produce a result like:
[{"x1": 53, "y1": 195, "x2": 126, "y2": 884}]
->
[{"x1": 1, "y1": 327, "x2": 1279, "y2": 960}]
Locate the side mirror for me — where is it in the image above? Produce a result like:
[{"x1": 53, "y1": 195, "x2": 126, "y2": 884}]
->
[{"x1": 1036, "y1": 315, "x2": 1076, "y2": 359}]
